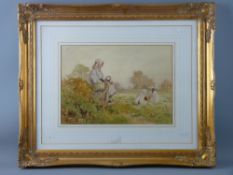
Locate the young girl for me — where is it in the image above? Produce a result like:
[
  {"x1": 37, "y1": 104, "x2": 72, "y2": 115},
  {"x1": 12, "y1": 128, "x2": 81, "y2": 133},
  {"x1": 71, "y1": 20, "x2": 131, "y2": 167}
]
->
[
  {"x1": 150, "y1": 88, "x2": 159, "y2": 104},
  {"x1": 103, "y1": 75, "x2": 116, "y2": 104}
]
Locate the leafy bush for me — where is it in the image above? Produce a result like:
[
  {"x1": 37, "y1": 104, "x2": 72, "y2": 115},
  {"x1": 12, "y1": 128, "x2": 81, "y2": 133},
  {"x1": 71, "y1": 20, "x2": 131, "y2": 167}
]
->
[{"x1": 61, "y1": 78, "x2": 98, "y2": 123}]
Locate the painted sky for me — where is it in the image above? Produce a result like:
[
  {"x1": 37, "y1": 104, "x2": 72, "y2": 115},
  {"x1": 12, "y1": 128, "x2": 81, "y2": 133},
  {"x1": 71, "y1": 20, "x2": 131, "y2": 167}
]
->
[{"x1": 61, "y1": 45, "x2": 172, "y2": 89}]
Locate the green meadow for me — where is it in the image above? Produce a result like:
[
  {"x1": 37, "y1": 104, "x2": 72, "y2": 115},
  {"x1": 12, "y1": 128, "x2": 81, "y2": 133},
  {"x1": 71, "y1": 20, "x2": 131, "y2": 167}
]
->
[{"x1": 61, "y1": 78, "x2": 173, "y2": 125}]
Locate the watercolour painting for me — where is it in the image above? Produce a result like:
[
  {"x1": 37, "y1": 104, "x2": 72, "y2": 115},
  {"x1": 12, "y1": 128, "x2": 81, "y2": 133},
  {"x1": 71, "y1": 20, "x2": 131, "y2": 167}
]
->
[{"x1": 61, "y1": 45, "x2": 173, "y2": 124}]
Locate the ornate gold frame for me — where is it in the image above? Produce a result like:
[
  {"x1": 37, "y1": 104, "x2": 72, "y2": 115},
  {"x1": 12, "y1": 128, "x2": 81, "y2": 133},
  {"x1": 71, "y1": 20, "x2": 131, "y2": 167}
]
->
[{"x1": 18, "y1": 3, "x2": 216, "y2": 167}]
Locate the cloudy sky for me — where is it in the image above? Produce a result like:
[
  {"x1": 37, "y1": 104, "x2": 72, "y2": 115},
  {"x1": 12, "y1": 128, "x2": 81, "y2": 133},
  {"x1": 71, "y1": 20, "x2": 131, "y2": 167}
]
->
[{"x1": 61, "y1": 45, "x2": 173, "y2": 89}]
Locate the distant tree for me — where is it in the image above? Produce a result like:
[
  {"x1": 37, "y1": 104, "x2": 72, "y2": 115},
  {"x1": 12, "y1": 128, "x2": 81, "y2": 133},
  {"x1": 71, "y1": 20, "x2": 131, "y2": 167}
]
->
[
  {"x1": 160, "y1": 79, "x2": 172, "y2": 91},
  {"x1": 71, "y1": 64, "x2": 90, "y2": 80},
  {"x1": 130, "y1": 70, "x2": 155, "y2": 89},
  {"x1": 114, "y1": 82, "x2": 122, "y2": 91}
]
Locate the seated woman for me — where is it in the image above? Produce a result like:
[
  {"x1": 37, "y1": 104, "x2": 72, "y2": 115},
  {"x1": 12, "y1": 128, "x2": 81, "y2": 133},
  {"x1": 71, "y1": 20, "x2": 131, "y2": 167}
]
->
[{"x1": 89, "y1": 59, "x2": 105, "y2": 92}]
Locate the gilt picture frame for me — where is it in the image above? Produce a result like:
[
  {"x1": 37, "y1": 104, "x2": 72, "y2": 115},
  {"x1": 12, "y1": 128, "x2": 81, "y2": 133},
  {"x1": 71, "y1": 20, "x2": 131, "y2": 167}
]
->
[{"x1": 18, "y1": 3, "x2": 216, "y2": 167}]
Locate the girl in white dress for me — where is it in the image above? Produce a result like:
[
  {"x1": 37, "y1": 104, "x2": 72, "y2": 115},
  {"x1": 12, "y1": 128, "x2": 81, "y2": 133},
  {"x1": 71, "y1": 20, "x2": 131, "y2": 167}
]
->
[
  {"x1": 103, "y1": 76, "x2": 116, "y2": 104},
  {"x1": 150, "y1": 88, "x2": 159, "y2": 104}
]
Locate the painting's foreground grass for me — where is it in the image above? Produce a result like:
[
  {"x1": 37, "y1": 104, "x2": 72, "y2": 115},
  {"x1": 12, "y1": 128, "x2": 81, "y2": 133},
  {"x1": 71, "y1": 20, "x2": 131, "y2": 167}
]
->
[{"x1": 61, "y1": 89, "x2": 172, "y2": 125}]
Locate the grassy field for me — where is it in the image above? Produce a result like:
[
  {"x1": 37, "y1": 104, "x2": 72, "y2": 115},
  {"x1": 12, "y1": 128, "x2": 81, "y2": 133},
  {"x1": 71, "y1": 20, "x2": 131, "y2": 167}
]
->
[{"x1": 61, "y1": 88, "x2": 173, "y2": 125}]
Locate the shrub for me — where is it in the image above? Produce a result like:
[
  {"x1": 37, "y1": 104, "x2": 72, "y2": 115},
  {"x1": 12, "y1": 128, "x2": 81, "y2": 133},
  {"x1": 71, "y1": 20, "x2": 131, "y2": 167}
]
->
[{"x1": 61, "y1": 78, "x2": 98, "y2": 121}]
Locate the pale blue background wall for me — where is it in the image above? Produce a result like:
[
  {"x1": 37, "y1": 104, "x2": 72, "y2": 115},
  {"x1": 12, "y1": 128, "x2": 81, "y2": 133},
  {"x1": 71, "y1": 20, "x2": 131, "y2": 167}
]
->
[{"x1": 0, "y1": 0, "x2": 233, "y2": 174}]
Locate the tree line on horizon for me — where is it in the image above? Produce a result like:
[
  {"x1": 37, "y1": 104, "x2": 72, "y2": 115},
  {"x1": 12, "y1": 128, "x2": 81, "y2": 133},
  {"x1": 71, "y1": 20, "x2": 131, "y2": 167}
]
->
[{"x1": 64, "y1": 64, "x2": 172, "y2": 91}]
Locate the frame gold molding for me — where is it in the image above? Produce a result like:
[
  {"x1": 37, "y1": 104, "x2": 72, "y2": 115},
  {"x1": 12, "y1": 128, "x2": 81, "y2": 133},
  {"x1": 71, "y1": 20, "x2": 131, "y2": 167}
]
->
[{"x1": 18, "y1": 3, "x2": 216, "y2": 167}]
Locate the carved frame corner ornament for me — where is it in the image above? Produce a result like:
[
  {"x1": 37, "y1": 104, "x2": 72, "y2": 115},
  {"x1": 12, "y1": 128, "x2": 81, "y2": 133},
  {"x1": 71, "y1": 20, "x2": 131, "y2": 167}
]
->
[
  {"x1": 18, "y1": 3, "x2": 216, "y2": 168},
  {"x1": 204, "y1": 3, "x2": 216, "y2": 43}
]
